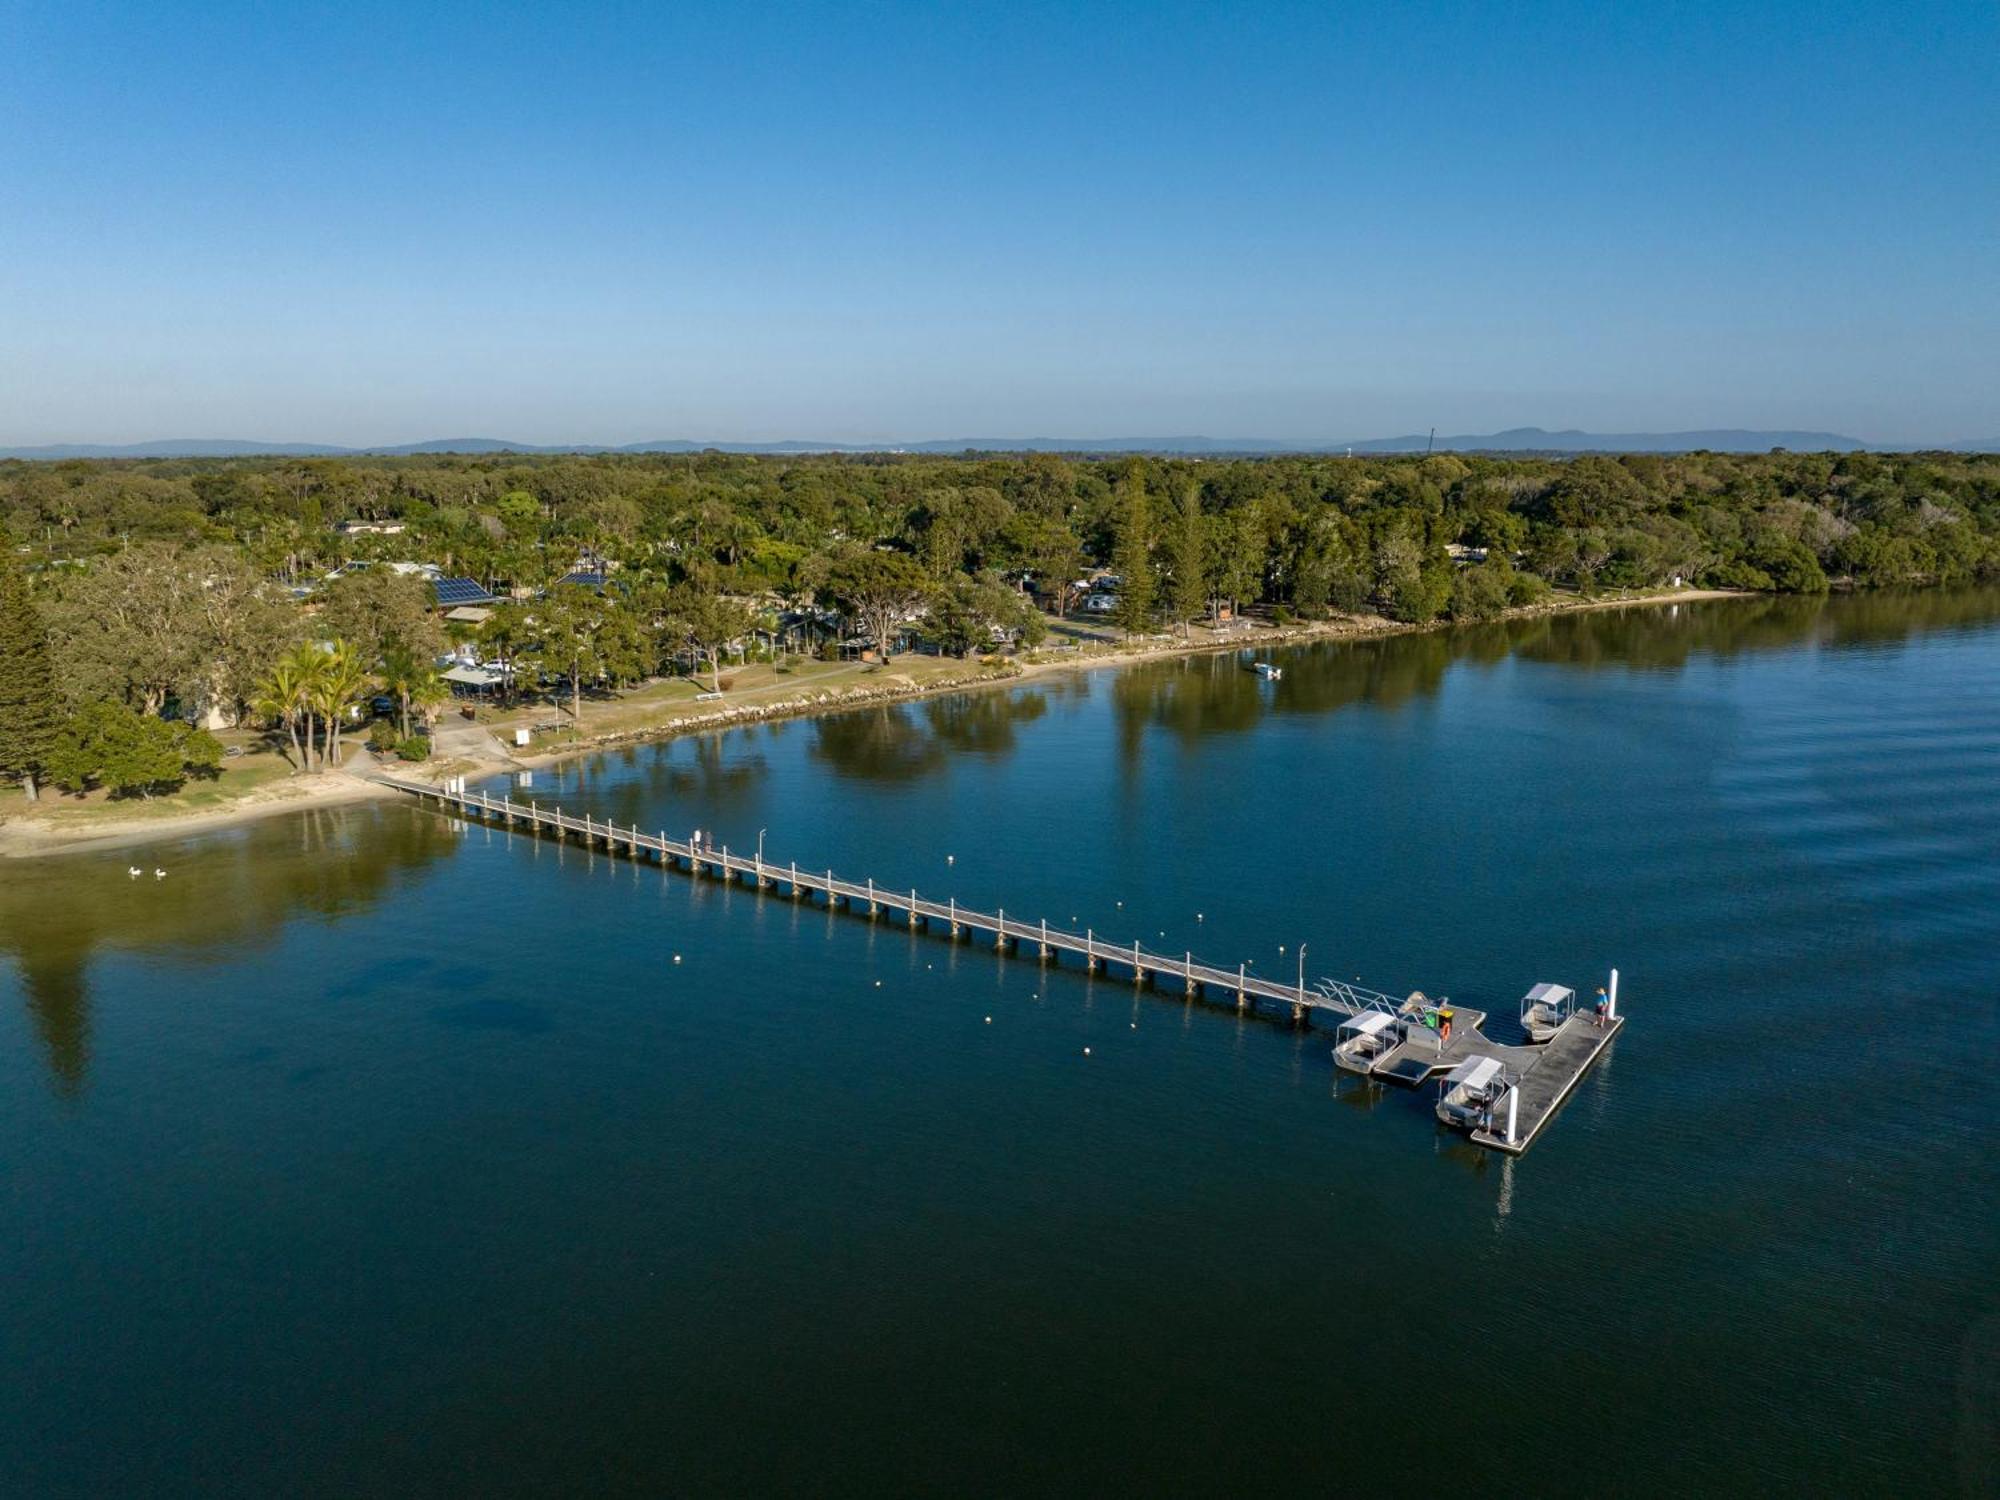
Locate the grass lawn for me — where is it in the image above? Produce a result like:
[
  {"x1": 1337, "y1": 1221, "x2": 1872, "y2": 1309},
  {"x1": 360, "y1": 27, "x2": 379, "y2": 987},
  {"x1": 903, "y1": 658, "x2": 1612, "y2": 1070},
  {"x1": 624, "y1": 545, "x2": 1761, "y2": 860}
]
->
[
  {"x1": 0, "y1": 749, "x2": 300, "y2": 828},
  {"x1": 459, "y1": 655, "x2": 1021, "y2": 753}
]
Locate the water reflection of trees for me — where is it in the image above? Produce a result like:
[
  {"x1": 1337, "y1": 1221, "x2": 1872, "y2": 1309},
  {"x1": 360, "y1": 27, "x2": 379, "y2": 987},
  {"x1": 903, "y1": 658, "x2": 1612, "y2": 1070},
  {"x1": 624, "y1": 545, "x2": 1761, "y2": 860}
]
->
[
  {"x1": 0, "y1": 806, "x2": 456, "y2": 1097},
  {"x1": 545, "y1": 735, "x2": 773, "y2": 833},
  {"x1": 1114, "y1": 636, "x2": 1455, "y2": 743},
  {"x1": 1112, "y1": 589, "x2": 2000, "y2": 741},
  {"x1": 810, "y1": 690, "x2": 1049, "y2": 780}
]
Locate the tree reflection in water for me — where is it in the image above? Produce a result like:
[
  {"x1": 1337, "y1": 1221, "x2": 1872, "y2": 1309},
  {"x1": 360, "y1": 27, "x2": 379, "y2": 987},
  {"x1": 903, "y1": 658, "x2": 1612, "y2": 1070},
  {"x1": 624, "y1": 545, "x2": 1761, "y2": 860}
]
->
[
  {"x1": 810, "y1": 689, "x2": 1050, "y2": 780},
  {"x1": 1109, "y1": 588, "x2": 2000, "y2": 747},
  {"x1": 0, "y1": 805, "x2": 458, "y2": 1098}
]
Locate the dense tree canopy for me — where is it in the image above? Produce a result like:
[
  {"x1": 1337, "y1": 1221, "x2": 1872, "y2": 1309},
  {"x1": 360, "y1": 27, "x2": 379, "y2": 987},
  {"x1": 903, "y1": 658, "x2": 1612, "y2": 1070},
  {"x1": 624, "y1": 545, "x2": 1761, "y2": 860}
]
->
[{"x1": 3, "y1": 446, "x2": 1997, "y2": 801}]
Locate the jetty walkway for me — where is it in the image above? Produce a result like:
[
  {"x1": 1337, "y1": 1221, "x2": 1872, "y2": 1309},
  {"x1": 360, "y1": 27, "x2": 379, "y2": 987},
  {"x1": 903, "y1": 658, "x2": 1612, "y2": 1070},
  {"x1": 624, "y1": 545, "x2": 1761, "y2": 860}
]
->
[{"x1": 378, "y1": 774, "x2": 1621, "y2": 1153}]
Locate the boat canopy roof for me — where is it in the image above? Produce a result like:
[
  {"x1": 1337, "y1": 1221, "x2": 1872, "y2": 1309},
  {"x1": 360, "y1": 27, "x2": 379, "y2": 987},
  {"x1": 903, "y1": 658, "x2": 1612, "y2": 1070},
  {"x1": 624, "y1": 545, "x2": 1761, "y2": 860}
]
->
[
  {"x1": 1444, "y1": 1056, "x2": 1505, "y2": 1091},
  {"x1": 1524, "y1": 982, "x2": 1574, "y2": 1005},
  {"x1": 1340, "y1": 1010, "x2": 1397, "y2": 1037}
]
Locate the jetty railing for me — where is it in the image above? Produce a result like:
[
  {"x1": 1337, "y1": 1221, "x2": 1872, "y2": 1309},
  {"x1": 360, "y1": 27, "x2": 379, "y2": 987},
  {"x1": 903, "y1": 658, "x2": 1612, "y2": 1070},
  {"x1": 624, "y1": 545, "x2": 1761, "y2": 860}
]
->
[{"x1": 376, "y1": 774, "x2": 1407, "y2": 1020}]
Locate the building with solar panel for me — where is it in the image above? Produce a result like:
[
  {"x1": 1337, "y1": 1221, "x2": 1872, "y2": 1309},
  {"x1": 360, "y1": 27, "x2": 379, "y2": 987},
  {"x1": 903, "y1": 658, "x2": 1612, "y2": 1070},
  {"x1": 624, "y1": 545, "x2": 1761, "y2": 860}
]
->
[{"x1": 431, "y1": 577, "x2": 499, "y2": 609}]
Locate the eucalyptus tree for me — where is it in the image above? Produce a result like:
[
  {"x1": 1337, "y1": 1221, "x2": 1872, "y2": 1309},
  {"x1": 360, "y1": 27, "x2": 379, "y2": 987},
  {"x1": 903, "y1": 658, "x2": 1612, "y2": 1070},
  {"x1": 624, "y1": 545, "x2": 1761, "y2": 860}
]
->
[{"x1": 820, "y1": 549, "x2": 929, "y2": 661}]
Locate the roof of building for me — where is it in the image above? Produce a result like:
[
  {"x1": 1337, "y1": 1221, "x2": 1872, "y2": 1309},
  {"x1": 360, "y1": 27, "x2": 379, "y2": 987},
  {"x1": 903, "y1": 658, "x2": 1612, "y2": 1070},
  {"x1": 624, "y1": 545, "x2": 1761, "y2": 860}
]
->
[
  {"x1": 443, "y1": 605, "x2": 494, "y2": 623},
  {"x1": 432, "y1": 577, "x2": 498, "y2": 607},
  {"x1": 443, "y1": 663, "x2": 510, "y2": 687}
]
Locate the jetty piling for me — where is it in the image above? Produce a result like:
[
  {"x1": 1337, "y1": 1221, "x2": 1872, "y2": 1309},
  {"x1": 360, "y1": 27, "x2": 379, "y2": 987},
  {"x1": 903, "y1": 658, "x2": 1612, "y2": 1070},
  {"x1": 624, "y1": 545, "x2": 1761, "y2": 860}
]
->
[{"x1": 380, "y1": 775, "x2": 1620, "y2": 1155}]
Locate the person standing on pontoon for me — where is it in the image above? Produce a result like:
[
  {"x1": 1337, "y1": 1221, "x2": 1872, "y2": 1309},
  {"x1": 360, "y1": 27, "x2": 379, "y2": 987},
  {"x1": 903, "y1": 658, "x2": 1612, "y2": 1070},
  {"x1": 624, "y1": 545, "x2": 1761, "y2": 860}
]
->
[{"x1": 1594, "y1": 987, "x2": 1608, "y2": 1026}]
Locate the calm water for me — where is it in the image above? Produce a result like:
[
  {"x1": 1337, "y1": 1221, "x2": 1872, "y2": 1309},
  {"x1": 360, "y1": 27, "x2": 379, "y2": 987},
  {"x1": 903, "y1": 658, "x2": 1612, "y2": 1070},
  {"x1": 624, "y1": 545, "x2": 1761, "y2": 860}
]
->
[{"x1": 3, "y1": 591, "x2": 1997, "y2": 1496}]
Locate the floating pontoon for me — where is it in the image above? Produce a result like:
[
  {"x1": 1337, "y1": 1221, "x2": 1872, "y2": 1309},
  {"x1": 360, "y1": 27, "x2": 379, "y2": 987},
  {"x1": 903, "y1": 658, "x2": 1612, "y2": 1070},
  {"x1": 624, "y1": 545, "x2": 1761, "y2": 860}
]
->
[
  {"x1": 1333, "y1": 1009, "x2": 1400, "y2": 1074},
  {"x1": 1519, "y1": 982, "x2": 1575, "y2": 1043},
  {"x1": 1435, "y1": 1055, "x2": 1511, "y2": 1131}
]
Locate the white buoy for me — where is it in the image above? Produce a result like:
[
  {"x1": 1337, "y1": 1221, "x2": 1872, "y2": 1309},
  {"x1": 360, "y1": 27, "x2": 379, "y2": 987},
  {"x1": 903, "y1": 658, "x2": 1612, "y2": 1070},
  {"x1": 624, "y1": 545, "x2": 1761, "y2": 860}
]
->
[
  {"x1": 874, "y1": 979, "x2": 883, "y2": 988},
  {"x1": 672, "y1": 954, "x2": 682, "y2": 964},
  {"x1": 1083, "y1": 1046, "x2": 1091, "y2": 1056},
  {"x1": 984, "y1": 1016, "x2": 992, "y2": 1024},
  {"x1": 947, "y1": 854, "x2": 955, "y2": 865}
]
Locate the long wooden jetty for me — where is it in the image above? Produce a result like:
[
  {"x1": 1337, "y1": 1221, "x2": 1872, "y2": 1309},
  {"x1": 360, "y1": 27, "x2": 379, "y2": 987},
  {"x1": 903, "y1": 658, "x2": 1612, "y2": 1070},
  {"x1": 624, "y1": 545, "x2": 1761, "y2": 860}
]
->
[{"x1": 378, "y1": 774, "x2": 1620, "y2": 1153}]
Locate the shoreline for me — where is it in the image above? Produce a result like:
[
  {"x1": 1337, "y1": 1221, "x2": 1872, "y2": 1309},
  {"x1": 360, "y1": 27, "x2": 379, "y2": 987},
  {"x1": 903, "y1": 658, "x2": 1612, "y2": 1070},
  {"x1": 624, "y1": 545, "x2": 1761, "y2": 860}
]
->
[
  {"x1": 0, "y1": 585, "x2": 1744, "y2": 859},
  {"x1": 497, "y1": 585, "x2": 1748, "y2": 775}
]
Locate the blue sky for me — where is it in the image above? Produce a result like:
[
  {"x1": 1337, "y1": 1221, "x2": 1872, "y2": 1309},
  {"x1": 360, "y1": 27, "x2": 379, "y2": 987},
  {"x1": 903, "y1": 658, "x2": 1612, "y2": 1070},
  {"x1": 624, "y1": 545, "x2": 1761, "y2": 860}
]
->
[{"x1": 3, "y1": 0, "x2": 1995, "y2": 445}]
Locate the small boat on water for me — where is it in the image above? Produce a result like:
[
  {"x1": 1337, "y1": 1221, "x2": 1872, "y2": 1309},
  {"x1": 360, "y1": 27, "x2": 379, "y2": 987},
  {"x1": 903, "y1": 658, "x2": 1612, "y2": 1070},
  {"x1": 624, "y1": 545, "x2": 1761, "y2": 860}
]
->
[
  {"x1": 1246, "y1": 661, "x2": 1282, "y2": 680},
  {"x1": 1333, "y1": 1009, "x2": 1400, "y2": 1074},
  {"x1": 1435, "y1": 1055, "x2": 1511, "y2": 1131},
  {"x1": 1519, "y1": 982, "x2": 1575, "y2": 1043}
]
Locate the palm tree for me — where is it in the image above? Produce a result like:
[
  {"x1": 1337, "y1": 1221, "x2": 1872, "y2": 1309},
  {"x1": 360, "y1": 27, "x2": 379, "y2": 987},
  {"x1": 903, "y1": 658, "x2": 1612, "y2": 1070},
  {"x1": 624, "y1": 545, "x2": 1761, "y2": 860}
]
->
[
  {"x1": 254, "y1": 649, "x2": 318, "y2": 772},
  {"x1": 311, "y1": 641, "x2": 370, "y2": 771},
  {"x1": 379, "y1": 646, "x2": 446, "y2": 740},
  {"x1": 258, "y1": 660, "x2": 308, "y2": 776}
]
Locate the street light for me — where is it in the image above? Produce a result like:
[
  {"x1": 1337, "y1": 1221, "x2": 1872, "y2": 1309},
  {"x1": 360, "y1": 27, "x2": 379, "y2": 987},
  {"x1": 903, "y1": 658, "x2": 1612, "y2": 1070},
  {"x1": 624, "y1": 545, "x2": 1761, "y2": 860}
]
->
[
  {"x1": 757, "y1": 827, "x2": 767, "y2": 863},
  {"x1": 1297, "y1": 942, "x2": 1307, "y2": 1000}
]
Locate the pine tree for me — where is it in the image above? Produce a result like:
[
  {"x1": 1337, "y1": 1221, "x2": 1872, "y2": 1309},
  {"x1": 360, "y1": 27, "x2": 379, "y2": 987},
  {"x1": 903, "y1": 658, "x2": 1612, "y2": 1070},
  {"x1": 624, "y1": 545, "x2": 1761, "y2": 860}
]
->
[
  {"x1": 1112, "y1": 466, "x2": 1155, "y2": 636},
  {"x1": 1164, "y1": 481, "x2": 1207, "y2": 636},
  {"x1": 0, "y1": 542, "x2": 62, "y2": 801}
]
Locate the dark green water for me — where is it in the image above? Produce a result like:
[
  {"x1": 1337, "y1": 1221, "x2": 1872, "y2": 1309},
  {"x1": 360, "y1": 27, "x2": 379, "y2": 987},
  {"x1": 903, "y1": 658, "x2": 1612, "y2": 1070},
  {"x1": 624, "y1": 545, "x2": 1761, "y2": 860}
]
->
[{"x1": 3, "y1": 591, "x2": 1997, "y2": 1496}]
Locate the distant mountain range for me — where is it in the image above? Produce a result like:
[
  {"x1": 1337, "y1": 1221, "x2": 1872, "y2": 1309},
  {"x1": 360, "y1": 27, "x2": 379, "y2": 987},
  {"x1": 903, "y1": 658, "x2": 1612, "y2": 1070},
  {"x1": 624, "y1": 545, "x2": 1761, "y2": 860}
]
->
[{"x1": 3, "y1": 426, "x2": 1994, "y2": 460}]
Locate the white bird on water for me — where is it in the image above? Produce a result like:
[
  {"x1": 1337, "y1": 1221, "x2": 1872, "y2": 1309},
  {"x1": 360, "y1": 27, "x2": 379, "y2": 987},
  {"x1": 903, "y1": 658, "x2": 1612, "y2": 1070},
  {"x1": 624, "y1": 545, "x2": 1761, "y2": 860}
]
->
[
  {"x1": 127, "y1": 867, "x2": 142, "y2": 879},
  {"x1": 154, "y1": 868, "x2": 167, "y2": 879}
]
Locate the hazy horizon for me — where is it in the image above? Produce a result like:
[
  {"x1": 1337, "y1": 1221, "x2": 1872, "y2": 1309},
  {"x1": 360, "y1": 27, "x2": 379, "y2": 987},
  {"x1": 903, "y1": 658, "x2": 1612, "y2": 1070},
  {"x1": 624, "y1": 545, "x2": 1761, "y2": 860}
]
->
[{"x1": 4, "y1": 0, "x2": 1995, "y2": 447}]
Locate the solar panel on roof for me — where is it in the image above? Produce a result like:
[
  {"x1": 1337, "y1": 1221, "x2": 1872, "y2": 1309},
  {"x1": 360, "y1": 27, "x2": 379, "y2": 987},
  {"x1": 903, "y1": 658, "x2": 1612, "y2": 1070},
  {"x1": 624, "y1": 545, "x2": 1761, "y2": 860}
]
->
[
  {"x1": 431, "y1": 577, "x2": 496, "y2": 606},
  {"x1": 556, "y1": 570, "x2": 609, "y2": 589}
]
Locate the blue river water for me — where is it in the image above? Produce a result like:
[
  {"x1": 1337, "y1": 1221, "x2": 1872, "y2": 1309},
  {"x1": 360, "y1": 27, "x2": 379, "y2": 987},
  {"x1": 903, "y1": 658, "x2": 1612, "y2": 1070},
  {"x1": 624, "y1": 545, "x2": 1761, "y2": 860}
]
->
[{"x1": 2, "y1": 590, "x2": 1996, "y2": 1494}]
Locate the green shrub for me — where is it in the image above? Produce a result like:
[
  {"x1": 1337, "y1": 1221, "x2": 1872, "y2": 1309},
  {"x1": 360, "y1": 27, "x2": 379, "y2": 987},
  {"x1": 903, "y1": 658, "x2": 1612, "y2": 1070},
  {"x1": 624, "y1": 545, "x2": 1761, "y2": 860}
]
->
[
  {"x1": 1708, "y1": 559, "x2": 1774, "y2": 591},
  {"x1": 395, "y1": 736, "x2": 430, "y2": 762},
  {"x1": 367, "y1": 720, "x2": 399, "y2": 752},
  {"x1": 46, "y1": 701, "x2": 223, "y2": 798},
  {"x1": 1506, "y1": 571, "x2": 1551, "y2": 606}
]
